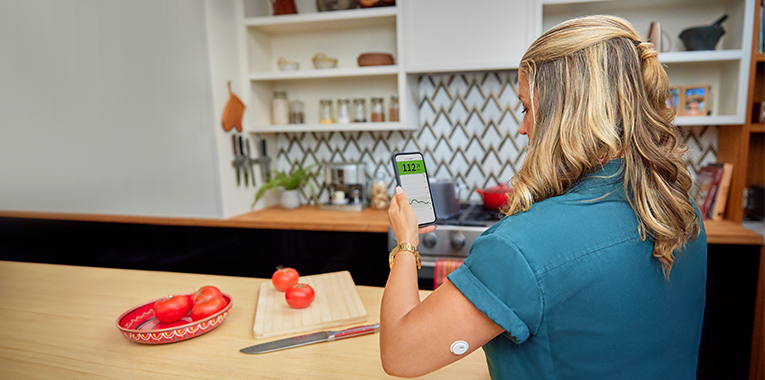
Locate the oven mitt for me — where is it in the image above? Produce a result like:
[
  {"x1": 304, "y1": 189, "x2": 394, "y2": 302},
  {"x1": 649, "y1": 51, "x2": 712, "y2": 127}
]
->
[{"x1": 222, "y1": 81, "x2": 245, "y2": 132}]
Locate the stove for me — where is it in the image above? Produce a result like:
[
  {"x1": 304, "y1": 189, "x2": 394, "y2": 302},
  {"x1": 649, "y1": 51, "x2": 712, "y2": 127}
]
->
[{"x1": 387, "y1": 203, "x2": 504, "y2": 289}]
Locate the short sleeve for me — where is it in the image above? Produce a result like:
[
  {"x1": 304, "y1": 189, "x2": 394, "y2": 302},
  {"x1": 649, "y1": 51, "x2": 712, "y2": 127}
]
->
[{"x1": 447, "y1": 232, "x2": 543, "y2": 344}]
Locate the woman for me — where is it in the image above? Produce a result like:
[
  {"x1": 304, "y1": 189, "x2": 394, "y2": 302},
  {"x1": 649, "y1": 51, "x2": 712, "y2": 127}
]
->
[{"x1": 382, "y1": 15, "x2": 706, "y2": 379}]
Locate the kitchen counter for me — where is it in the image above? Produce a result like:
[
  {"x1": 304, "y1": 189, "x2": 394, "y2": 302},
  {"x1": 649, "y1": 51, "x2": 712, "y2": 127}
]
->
[
  {"x1": 0, "y1": 205, "x2": 390, "y2": 233},
  {"x1": 0, "y1": 261, "x2": 488, "y2": 379},
  {"x1": 0, "y1": 207, "x2": 761, "y2": 244}
]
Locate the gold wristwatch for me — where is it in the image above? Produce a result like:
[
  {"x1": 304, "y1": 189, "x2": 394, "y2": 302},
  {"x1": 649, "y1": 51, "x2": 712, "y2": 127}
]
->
[{"x1": 389, "y1": 242, "x2": 421, "y2": 270}]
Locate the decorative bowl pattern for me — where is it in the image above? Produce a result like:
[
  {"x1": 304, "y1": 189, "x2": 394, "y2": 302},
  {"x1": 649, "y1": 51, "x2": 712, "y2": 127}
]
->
[{"x1": 116, "y1": 293, "x2": 232, "y2": 344}]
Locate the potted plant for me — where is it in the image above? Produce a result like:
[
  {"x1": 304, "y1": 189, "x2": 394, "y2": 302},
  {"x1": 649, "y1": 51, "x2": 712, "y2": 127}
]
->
[{"x1": 252, "y1": 164, "x2": 319, "y2": 209}]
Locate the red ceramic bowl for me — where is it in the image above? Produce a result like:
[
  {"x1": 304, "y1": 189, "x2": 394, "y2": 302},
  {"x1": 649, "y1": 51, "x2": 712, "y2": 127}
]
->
[{"x1": 116, "y1": 293, "x2": 232, "y2": 344}]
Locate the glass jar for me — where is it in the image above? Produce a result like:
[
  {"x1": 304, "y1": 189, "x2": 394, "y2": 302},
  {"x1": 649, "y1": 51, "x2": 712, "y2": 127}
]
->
[
  {"x1": 289, "y1": 99, "x2": 304, "y2": 124},
  {"x1": 370, "y1": 171, "x2": 390, "y2": 209},
  {"x1": 337, "y1": 98, "x2": 351, "y2": 124},
  {"x1": 353, "y1": 98, "x2": 367, "y2": 123},
  {"x1": 370, "y1": 97, "x2": 385, "y2": 122},
  {"x1": 389, "y1": 94, "x2": 399, "y2": 122},
  {"x1": 271, "y1": 90, "x2": 289, "y2": 125},
  {"x1": 319, "y1": 99, "x2": 334, "y2": 124}
]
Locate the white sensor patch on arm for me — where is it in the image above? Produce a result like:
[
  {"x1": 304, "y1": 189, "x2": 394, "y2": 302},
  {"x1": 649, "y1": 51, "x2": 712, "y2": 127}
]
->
[{"x1": 450, "y1": 340, "x2": 469, "y2": 355}]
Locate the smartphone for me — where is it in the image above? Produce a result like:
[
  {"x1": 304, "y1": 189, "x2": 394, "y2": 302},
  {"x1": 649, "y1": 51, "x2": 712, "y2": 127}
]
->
[{"x1": 391, "y1": 152, "x2": 437, "y2": 227}]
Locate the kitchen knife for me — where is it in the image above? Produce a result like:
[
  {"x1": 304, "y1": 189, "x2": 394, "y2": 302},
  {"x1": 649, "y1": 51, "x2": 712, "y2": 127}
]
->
[
  {"x1": 259, "y1": 138, "x2": 271, "y2": 182},
  {"x1": 239, "y1": 323, "x2": 379, "y2": 354},
  {"x1": 244, "y1": 137, "x2": 255, "y2": 187},
  {"x1": 232, "y1": 134, "x2": 241, "y2": 186},
  {"x1": 239, "y1": 135, "x2": 248, "y2": 187}
]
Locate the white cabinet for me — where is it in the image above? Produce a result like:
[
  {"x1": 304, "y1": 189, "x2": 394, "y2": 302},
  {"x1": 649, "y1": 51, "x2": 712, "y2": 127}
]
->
[
  {"x1": 240, "y1": 2, "x2": 417, "y2": 133},
  {"x1": 539, "y1": 0, "x2": 755, "y2": 126},
  {"x1": 403, "y1": 0, "x2": 535, "y2": 73}
]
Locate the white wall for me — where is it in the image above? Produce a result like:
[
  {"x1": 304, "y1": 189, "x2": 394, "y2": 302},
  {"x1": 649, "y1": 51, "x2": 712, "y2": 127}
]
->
[
  {"x1": 204, "y1": 0, "x2": 269, "y2": 218},
  {"x1": 0, "y1": 0, "x2": 225, "y2": 218}
]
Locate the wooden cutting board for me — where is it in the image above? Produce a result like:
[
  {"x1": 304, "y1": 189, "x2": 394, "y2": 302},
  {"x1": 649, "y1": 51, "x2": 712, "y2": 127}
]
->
[{"x1": 252, "y1": 271, "x2": 368, "y2": 339}]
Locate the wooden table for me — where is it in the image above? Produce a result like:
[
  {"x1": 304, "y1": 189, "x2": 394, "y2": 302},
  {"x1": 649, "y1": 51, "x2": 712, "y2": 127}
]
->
[{"x1": 0, "y1": 261, "x2": 489, "y2": 379}]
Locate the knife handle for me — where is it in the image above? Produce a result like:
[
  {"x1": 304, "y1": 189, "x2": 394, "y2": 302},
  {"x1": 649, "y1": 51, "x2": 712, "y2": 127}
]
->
[{"x1": 329, "y1": 323, "x2": 379, "y2": 341}]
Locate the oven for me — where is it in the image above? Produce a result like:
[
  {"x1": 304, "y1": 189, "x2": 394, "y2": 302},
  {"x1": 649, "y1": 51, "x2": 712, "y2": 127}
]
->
[{"x1": 387, "y1": 203, "x2": 503, "y2": 289}]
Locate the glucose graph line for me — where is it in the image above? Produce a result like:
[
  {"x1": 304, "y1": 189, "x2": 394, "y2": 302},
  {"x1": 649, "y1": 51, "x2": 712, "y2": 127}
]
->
[{"x1": 409, "y1": 199, "x2": 430, "y2": 205}]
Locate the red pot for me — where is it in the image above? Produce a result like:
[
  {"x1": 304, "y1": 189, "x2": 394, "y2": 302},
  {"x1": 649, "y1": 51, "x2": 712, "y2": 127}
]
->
[{"x1": 475, "y1": 185, "x2": 513, "y2": 210}]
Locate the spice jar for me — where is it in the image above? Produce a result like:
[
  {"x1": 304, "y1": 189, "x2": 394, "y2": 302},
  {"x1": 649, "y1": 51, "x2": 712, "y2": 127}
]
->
[
  {"x1": 289, "y1": 99, "x2": 304, "y2": 124},
  {"x1": 337, "y1": 98, "x2": 351, "y2": 124},
  {"x1": 371, "y1": 97, "x2": 385, "y2": 122},
  {"x1": 271, "y1": 90, "x2": 289, "y2": 125},
  {"x1": 389, "y1": 94, "x2": 399, "y2": 122},
  {"x1": 319, "y1": 99, "x2": 334, "y2": 124},
  {"x1": 370, "y1": 171, "x2": 390, "y2": 209},
  {"x1": 353, "y1": 98, "x2": 367, "y2": 122}
]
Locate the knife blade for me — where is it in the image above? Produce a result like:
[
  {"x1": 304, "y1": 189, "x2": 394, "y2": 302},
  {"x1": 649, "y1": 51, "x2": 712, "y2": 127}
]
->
[
  {"x1": 239, "y1": 323, "x2": 379, "y2": 354},
  {"x1": 239, "y1": 135, "x2": 248, "y2": 187},
  {"x1": 232, "y1": 134, "x2": 240, "y2": 186}
]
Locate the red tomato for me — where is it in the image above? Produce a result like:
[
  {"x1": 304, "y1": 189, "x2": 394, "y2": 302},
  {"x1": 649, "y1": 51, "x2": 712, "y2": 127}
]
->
[
  {"x1": 153, "y1": 295, "x2": 191, "y2": 323},
  {"x1": 271, "y1": 267, "x2": 299, "y2": 292},
  {"x1": 191, "y1": 296, "x2": 227, "y2": 321},
  {"x1": 285, "y1": 283, "x2": 315, "y2": 309},
  {"x1": 193, "y1": 285, "x2": 223, "y2": 305}
]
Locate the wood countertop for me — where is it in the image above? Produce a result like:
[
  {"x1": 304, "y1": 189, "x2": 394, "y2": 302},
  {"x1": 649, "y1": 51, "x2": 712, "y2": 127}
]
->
[
  {"x1": 0, "y1": 206, "x2": 391, "y2": 233},
  {"x1": 0, "y1": 261, "x2": 489, "y2": 379},
  {"x1": 0, "y1": 207, "x2": 761, "y2": 245}
]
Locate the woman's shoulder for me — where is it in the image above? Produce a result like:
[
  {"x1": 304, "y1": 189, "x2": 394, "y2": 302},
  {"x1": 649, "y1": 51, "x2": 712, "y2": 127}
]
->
[{"x1": 478, "y1": 193, "x2": 644, "y2": 272}]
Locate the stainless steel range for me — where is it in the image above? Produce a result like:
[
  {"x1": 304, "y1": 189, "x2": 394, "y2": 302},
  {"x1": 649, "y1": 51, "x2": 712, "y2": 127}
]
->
[{"x1": 388, "y1": 203, "x2": 504, "y2": 289}]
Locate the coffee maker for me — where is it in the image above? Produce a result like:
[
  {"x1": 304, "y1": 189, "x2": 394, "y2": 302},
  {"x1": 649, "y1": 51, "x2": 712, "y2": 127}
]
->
[{"x1": 320, "y1": 163, "x2": 367, "y2": 211}]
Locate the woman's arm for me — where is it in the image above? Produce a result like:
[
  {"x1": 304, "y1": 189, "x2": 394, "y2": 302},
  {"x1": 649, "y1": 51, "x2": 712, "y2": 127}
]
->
[{"x1": 381, "y1": 187, "x2": 504, "y2": 377}]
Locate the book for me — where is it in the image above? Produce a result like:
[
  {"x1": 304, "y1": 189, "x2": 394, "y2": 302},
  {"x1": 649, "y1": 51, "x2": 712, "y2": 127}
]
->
[
  {"x1": 691, "y1": 164, "x2": 724, "y2": 219},
  {"x1": 710, "y1": 162, "x2": 734, "y2": 220}
]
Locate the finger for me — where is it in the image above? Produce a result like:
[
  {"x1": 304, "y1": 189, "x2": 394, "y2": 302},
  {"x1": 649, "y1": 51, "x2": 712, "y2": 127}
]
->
[
  {"x1": 395, "y1": 186, "x2": 408, "y2": 204},
  {"x1": 418, "y1": 225, "x2": 436, "y2": 234}
]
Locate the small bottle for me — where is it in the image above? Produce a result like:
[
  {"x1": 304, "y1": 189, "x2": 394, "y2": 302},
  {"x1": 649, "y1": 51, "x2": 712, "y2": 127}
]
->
[
  {"x1": 289, "y1": 99, "x2": 304, "y2": 124},
  {"x1": 371, "y1": 97, "x2": 385, "y2": 122},
  {"x1": 271, "y1": 90, "x2": 289, "y2": 125},
  {"x1": 319, "y1": 99, "x2": 334, "y2": 124},
  {"x1": 389, "y1": 94, "x2": 399, "y2": 122},
  {"x1": 337, "y1": 98, "x2": 351, "y2": 124},
  {"x1": 353, "y1": 98, "x2": 367, "y2": 122}
]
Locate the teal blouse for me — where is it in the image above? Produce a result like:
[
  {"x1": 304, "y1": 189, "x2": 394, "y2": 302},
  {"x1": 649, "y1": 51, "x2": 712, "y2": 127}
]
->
[{"x1": 448, "y1": 160, "x2": 707, "y2": 379}]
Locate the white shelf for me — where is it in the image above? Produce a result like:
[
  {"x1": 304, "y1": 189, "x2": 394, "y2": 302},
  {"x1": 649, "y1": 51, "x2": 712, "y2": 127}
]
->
[
  {"x1": 659, "y1": 50, "x2": 745, "y2": 63},
  {"x1": 245, "y1": 7, "x2": 397, "y2": 34},
  {"x1": 247, "y1": 121, "x2": 414, "y2": 133},
  {"x1": 675, "y1": 115, "x2": 745, "y2": 126},
  {"x1": 249, "y1": 66, "x2": 399, "y2": 81}
]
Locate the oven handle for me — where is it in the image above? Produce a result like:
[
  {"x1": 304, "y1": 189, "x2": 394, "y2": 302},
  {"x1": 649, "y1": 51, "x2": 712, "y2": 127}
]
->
[{"x1": 420, "y1": 257, "x2": 436, "y2": 268}]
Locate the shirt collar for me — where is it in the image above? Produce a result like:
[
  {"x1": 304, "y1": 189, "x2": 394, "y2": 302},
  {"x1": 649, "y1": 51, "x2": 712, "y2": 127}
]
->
[{"x1": 569, "y1": 159, "x2": 625, "y2": 193}]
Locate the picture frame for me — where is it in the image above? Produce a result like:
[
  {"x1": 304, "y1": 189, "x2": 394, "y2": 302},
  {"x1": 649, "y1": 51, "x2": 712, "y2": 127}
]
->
[
  {"x1": 668, "y1": 86, "x2": 681, "y2": 110},
  {"x1": 678, "y1": 85, "x2": 710, "y2": 116}
]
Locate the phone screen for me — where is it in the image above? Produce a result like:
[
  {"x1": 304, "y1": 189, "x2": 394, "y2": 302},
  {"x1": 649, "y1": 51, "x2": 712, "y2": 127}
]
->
[{"x1": 392, "y1": 152, "x2": 437, "y2": 226}]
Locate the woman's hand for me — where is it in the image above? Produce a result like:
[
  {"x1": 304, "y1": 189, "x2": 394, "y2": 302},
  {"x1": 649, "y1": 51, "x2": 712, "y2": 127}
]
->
[{"x1": 388, "y1": 186, "x2": 436, "y2": 246}]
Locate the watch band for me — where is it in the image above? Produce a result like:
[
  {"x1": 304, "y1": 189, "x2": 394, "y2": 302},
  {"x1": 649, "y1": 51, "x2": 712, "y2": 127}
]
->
[{"x1": 389, "y1": 242, "x2": 421, "y2": 270}]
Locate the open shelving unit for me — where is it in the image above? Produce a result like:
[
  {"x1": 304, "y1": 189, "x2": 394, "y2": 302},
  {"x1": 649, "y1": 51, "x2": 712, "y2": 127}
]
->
[
  {"x1": 540, "y1": 0, "x2": 754, "y2": 126},
  {"x1": 239, "y1": 3, "x2": 416, "y2": 134}
]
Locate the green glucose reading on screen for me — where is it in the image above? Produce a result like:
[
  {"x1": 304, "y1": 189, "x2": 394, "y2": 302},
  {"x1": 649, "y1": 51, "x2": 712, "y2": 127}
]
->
[
  {"x1": 396, "y1": 161, "x2": 425, "y2": 174},
  {"x1": 392, "y1": 153, "x2": 436, "y2": 226}
]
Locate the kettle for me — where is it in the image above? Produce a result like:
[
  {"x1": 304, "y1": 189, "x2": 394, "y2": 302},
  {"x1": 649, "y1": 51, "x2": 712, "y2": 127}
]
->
[{"x1": 679, "y1": 14, "x2": 727, "y2": 51}]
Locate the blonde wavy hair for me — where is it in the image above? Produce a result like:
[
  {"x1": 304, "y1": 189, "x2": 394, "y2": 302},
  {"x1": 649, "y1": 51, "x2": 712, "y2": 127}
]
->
[{"x1": 505, "y1": 15, "x2": 700, "y2": 277}]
